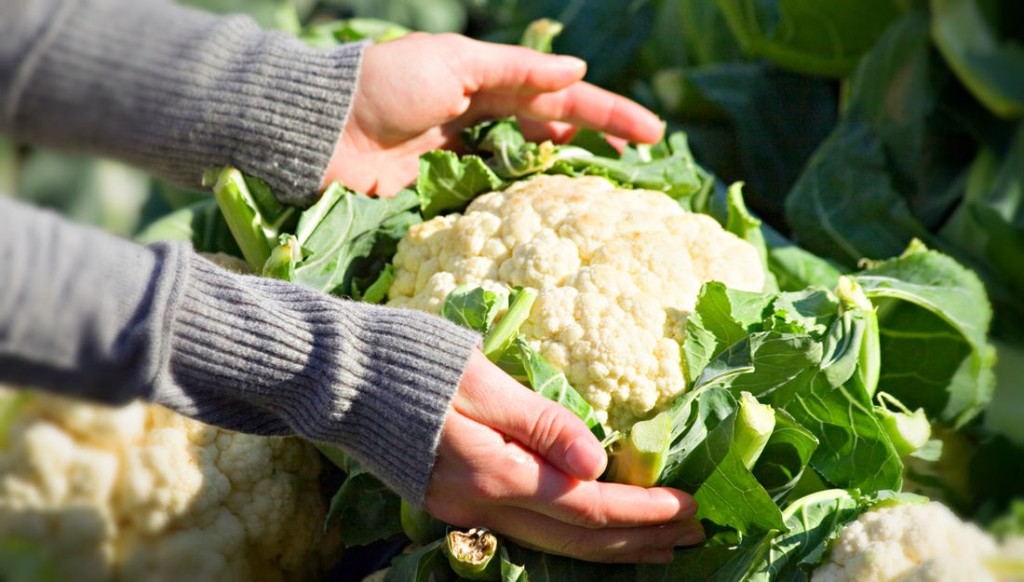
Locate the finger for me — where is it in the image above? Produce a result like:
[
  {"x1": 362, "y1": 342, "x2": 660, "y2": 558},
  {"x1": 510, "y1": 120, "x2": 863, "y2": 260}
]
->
[
  {"x1": 491, "y1": 437, "x2": 698, "y2": 528},
  {"x1": 477, "y1": 505, "x2": 706, "y2": 563},
  {"x1": 463, "y1": 83, "x2": 665, "y2": 144},
  {"x1": 517, "y1": 119, "x2": 579, "y2": 144},
  {"x1": 447, "y1": 36, "x2": 588, "y2": 94},
  {"x1": 452, "y1": 351, "x2": 606, "y2": 480},
  {"x1": 430, "y1": 411, "x2": 697, "y2": 529}
]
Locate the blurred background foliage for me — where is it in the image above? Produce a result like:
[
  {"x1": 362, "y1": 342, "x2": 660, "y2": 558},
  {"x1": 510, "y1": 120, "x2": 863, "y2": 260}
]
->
[{"x1": 2, "y1": 0, "x2": 1022, "y2": 456}]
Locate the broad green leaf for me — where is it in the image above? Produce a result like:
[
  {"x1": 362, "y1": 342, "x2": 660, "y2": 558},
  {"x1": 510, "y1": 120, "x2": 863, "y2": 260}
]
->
[
  {"x1": 745, "y1": 489, "x2": 866, "y2": 581},
  {"x1": 939, "y1": 123, "x2": 1024, "y2": 342},
  {"x1": 930, "y1": 0, "x2": 1024, "y2": 118},
  {"x1": 856, "y1": 244, "x2": 996, "y2": 425},
  {"x1": 785, "y1": 121, "x2": 934, "y2": 266},
  {"x1": 685, "y1": 63, "x2": 836, "y2": 221},
  {"x1": 417, "y1": 150, "x2": 503, "y2": 218},
  {"x1": 320, "y1": 450, "x2": 402, "y2": 546},
  {"x1": 441, "y1": 285, "x2": 510, "y2": 334},
  {"x1": 763, "y1": 225, "x2": 843, "y2": 292},
  {"x1": 683, "y1": 282, "x2": 755, "y2": 384},
  {"x1": 714, "y1": 0, "x2": 909, "y2": 77},
  {"x1": 385, "y1": 539, "x2": 448, "y2": 582},
  {"x1": 785, "y1": 382, "x2": 903, "y2": 492},
  {"x1": 663, "y1": 394, "x2": 785, "y2": 533},
  {"x1": 751, "y1": 409, "x2": 818, "y2": 502},
  {"x1": 292, "y1": 187, "x2": 420, "y2": 296}
]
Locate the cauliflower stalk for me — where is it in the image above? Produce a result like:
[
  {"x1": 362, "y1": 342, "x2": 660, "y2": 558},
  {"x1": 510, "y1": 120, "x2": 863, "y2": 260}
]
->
[
  {"x1": 388, "y1": 174, "x2": 766, "y2": 431},
  {"x1": 0, "y1": 387, "x2": 341, "y2": 582},
  {"x1": 811, "y1": 500, "x2": 1022, "y2": 582}
]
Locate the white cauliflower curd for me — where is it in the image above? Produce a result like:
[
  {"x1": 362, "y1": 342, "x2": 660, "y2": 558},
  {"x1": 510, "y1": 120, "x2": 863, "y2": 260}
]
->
[
  {"x1": 388, "y1": 174, "x2": 766, "y2": 431},
  {"x1": 0, "y1": 388, "x2": 341, "y2": 582},
  {"x1": 811, "y1": 501, "x2": 1022, "y2": 582}
]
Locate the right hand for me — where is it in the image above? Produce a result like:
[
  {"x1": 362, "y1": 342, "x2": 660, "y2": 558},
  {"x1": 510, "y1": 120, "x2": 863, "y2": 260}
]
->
[{"x1": 423, "y1": 350, "x2": 705, "y2": 564}]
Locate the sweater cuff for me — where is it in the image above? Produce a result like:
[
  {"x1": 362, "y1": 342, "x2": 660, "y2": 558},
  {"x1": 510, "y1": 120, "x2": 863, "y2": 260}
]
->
[
  {"x1": 163, "y1": 252, "x2": 480, "y2": 503},
  {"x1": 7, "y1": 0, "x2": 362, "y2": 205}
]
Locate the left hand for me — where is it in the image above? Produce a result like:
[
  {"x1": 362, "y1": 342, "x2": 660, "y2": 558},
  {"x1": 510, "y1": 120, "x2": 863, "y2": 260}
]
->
[{"x1": 324, "y1": 33, "x2": 665, "y2": 195}]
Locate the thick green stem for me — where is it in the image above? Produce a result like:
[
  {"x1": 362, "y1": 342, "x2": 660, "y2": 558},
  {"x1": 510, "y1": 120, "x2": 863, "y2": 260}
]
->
[
  {"x1": 400, "y1": 500, "x2": 446, "y2": 546},
  {"x1": 607, "y1": 411, "x2": 672, "y2": 487},
  {"x1": 261, "y1": 234, "x2": 301, "y2": 281},
  {"x1": 734, "y1": 392, "x2": 775, "y2": 470},
  {"x1": 210, "y1": 168, "x2": 273, "y2": 272},
  {"x1": 837, "y1": 276, "x2": 880, "y2": 398},
  {"x1": 482, "y1": 287, "x2": 537, "y2": 359},
  {"x1": 445, "y1": 528, "x2": 500, "y2": 581},
  {"x1": 875, "y1": 392, "x2": 931, "y2": 456}
]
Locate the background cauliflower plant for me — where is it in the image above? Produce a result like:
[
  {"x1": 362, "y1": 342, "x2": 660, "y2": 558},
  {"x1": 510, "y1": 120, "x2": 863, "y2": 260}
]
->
[{"x1": 0, "y1": 387, "x2": 341, "y2": 582}]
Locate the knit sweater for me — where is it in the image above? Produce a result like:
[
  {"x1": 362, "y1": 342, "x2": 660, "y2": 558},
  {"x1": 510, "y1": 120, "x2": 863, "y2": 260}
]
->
[{"x1": 0, "y1": 0, "x2": 480, "y2": 503}]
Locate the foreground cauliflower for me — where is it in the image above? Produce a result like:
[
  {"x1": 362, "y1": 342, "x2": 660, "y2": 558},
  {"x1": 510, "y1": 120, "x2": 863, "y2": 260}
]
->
[
  {"x1": 388, "y1": 174, "x2": 765, "y2": 430},
  {"x1": 811, "y1": 501, "x2": 1022, "y2": 582},
  {"x1": 0, "y1": 388, "x2": 341, "y2": 582}
]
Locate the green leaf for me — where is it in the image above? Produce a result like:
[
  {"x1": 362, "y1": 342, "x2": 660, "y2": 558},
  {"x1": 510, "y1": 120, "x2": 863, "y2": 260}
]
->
[
  {"x1": 386, "y1": 539, "x2": 448, "y2": 582},
  {"x1": 751, "y1": 409, "x2": 818, "y2": 502},
  {"x1": 322, "y1": 456, "x2": 402, "y2": 547},
  {"x1": 930, "y1": 0, "x2": 1024, "y2": 118},
  {"x1": 714, "y1": 0, "x2": 910, "y2": 77},
  {"x1": 856, "y1": 243, "x2": 996, "y2": 425},
  {"x1": 660, "y1": 389, "x2": 785, "y2": 534},
  {"x1": 292, "y1": 186, "x2": 421, "y2": 296},
  {"x1": 510, "y1": 340, "x2": 605, "y2": 441},
  {"x1": 441, "y1": 285, "x2": 510, "y2": 334},
  {"x1": 417, "y1": 150, "x2": 504, "y2": 218},
  {"x1": 785, "y1": 121, "x2": 934, "y2": 266},
  {"x1": 669, "y1": 400, "x2": 786, "y2": 533}
]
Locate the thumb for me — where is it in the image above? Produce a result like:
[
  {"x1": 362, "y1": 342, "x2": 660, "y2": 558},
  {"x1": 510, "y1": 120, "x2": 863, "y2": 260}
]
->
[{"x1": 452, "y1": 350, "x2": 607, "y2": 480}]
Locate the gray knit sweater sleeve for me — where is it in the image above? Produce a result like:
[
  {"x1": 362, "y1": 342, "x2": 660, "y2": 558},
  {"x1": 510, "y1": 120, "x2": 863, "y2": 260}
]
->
[
  {"x1": 0, "y1": 198, "x2": 480, "y2": 502},
  {"x1": 0, "y1": 0, "x2": 484, "y2": 502},
  {"x1": 1, "y1": 0, "x2": 358, "y2": 205}
]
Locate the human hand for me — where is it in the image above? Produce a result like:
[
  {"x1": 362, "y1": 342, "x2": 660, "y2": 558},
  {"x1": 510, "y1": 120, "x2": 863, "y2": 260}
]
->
[
  {"x1": 324, "y1": 33, "x2": 665, "y2": 196},
  {"x1": 423, "y1": 350, "x2": 704, "y2": 564}
]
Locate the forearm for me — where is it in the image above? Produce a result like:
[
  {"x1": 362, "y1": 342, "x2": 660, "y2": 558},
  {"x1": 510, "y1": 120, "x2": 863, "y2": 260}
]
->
[
  {"x1": 0, "y1": 0, "x2": 361, "y2": 206},
  {"x1": 0, "y1": 198, "x2": 479, "y2": 502}
]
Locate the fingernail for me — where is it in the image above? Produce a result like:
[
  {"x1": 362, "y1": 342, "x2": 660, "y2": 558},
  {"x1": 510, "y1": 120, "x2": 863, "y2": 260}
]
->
[
  {"x1": 564, "y1": 440, "x2": 601, "y2": 479},
  {"x1": 555, "y1": 55, "x2": 587, "y2": 71}
]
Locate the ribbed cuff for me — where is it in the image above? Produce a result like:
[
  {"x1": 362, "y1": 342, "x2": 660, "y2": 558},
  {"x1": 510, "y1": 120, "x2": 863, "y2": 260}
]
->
[
  {"x1": 8, "y1": 0, "x2": 363, "y2": 205},
  {"x1": 162, "y1": 253, "x2": 480, "y2": 503}
]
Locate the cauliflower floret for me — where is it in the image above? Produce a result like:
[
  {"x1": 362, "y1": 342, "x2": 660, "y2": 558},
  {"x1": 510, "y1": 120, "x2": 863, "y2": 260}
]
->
[
  {"x1": 811, "y1": 501, "x2": 1005, "y2": 582},
  {"x1": 388, "y1": 174, "x2": 765, "y2": 431},
  {"x1": 0, "y1": 388, "x2": 341, "y2": 582}
]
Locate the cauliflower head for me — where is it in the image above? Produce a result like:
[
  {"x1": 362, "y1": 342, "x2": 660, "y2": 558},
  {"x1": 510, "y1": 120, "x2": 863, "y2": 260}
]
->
[
  {"x1": 388, "y1": 174, "x2": 765, "y2": 431},
  {"x1": 0, "y1": 388, "x2": 341, "y2": 582},
  {"x1": 810, "y1": 501, "x2": 1011, "y2": 582}
]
